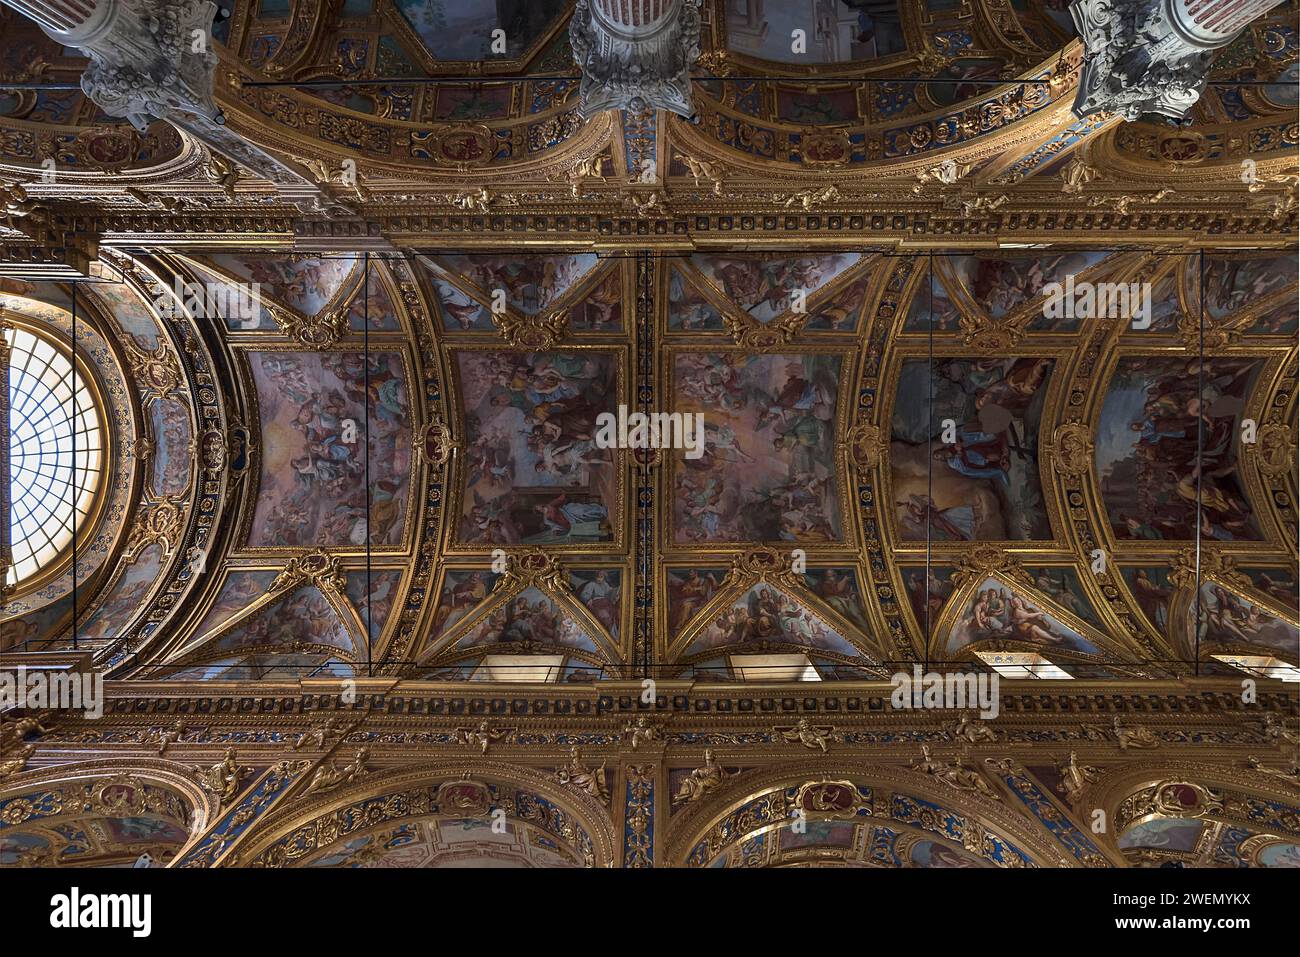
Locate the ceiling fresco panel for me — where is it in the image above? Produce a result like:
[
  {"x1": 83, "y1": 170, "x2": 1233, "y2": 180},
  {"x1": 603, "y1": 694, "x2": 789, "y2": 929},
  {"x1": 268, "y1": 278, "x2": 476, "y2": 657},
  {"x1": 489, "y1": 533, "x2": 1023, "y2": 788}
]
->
[
  {"x1": 428, "y1": 568, "x2": 502, "y2": 642},
  {"x1": 680, "y1": 581, "x2": 866, "y2": 660},
  {"x1": 1187, "y1": 580, "x2": 1300, "y2": 662},
  {"x1": 196, "y1": 255, "x2": 362, "y2": 332},
  {"x1": 943, "y1": 573, "x2": 1104, "y2": 659},
  {"x1": 431, "y1": 254, "x2": 602, "y2": 316},
  {"x1": 1096, "y1": 356, "x2": 1264, "y2": 543},
  {"x1": 245, "y1": 348, "x2": 414, "y2": 549},
  {"x1": 450, "y1": 349, "x2": 622, "y2": 548},
  {"x1": 20, "y1": 240, "x2": 1285, "y2": 683},
  {"x1": 393, "y1": 0, "x2": 570, "y2": 62},
  {"x1": 671, "y1": 351, "x2": 846, "y2": 544},
  {"x1": 723, "y1": 1, "x2": 908, "y2": 65},
  {"x1": 890, "y1": 356, "x2": 1056, "y2": 542}
]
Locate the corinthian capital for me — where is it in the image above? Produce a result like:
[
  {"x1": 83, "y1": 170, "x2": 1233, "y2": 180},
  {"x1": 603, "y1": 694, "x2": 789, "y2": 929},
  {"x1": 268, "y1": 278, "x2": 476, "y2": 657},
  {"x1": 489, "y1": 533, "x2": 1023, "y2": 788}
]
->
[
  {"x1": 1070, "y1": 0, "x2": 1285, "y2": 123},
  {"x1": 3, "y1": 0, "x2": 221, "y2": 130},
  {"x1": 569, "y1": 0, "x2": 702, "y2": 119}
]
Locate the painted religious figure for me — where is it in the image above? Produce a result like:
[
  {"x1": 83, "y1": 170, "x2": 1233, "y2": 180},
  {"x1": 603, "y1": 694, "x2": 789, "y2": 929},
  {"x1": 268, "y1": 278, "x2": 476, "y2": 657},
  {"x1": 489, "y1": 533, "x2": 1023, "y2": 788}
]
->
[
  {"x1": 891, "y1": 357, "x2": 1054, "y2": 541},
  {"x1": 673, "y1": 353, "x2": 843, "y2": 543},
  {"x1": 1096, "y1": 357, "x2": 1262, "y2": 541},
  {"x1": 455, "y1": 351, "x2": 619, "y2": 545},
  {"x1": 946, "y1": 578, "x2": 1100, "y2": 656},
  {"x1": 685, "y1": 584, "x2": 861, "y2": 658},
  {"x1": 249, "y1": 351, "x2": 411, "y2": 547}
]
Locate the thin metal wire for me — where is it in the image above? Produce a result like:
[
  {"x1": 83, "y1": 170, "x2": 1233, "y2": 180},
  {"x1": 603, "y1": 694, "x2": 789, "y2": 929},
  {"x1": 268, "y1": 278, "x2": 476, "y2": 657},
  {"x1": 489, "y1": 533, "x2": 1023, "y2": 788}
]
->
[
  {"x1": 364, "y1": 251, "x2": 372, "y2": 679},
  {"x1": 1194, "y1": 249, "x2": 1205, "y2": 676},
  {"x1": 222, "y1": 74, "x2": 1291, "y2": 89},
  {"x1": 925, "y1": 251, "x2": 934, "y2": 673},
  {"x1": 71, "y1": 282, "x2": 78, "y2": 651}
]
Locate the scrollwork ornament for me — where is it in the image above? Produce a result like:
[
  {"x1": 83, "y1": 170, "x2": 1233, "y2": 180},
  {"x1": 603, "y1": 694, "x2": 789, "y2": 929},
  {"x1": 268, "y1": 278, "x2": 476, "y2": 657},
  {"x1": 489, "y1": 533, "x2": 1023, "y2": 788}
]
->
[
  {"x1": 1047, "y1": 423, "x2": 1095, "y2": 477},
  {"x1": 1252, "y1": 424, "x2": 1297, "y2": 477},
  {"x1": 269, "y1": 301, "x2": 348, "y2": 347},
  {"x1": 1151, "y1": 780, "x2": 1224, "y2": 818},
  {"x1": 269, "y1": 549, "x2": 349, "y2": 596},
  {"x1": 492, "y1": 308, "x2": 569, "y2": 349},
  {"x1": 953, "y1": 544, "x2": 1031, "y2": 589},
  {"x1": 498, "y1": 551, "x2": 570, "y2": 594},
  {"x1": 843, "y1": 422, "x2": 886, "y2": 470},
  {"x1": 1178, "y1": 313, "x2": 1239, "y2": 351},
  {"x1": 416, "y1": 416, "x2": 457, "y2": 469},
  {"x1": 436, "y1": 777, "x2": 494, "y2": 817},
  {"x1": 123, "y1": 497, "x2": 186, "y2": 559},
  {"x1": 722, "y1": 312, "x2": 797, "y2": 350},
  {"x1": 199, "y1": 427, "x2": 227, "y2": 473},
  {"x1": 121, "y1": 338, "x2": 184, "y2": 399},
  {"x1": 958, "y1": 314, "x2": 1023, "y2": 353}
]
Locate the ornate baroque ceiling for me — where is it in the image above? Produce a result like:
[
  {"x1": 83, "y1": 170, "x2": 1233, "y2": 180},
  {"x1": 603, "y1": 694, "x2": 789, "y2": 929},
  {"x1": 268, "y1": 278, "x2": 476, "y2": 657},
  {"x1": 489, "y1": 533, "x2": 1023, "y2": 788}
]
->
[
  {"x1": 0, "y1": 0, "x2": 1297, "y2": 881},
  {"x1": 0, "y1": 0, "x2": 1296, "y2": 687}
]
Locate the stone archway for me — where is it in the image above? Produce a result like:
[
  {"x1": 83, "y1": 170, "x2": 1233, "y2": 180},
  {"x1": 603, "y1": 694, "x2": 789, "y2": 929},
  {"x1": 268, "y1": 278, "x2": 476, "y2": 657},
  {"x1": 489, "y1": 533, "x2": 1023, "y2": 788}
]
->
[
  {"x1": 0, "y1": 760, "x2": 219, "y2": 867},
  {"x1": 232, "y1": 761, "x2": 618, "y2": 869},
  {"x1": 1088, "y1": 761, "x2": 1300, "y2": 868},
  {"x1": 663, "y1": 762, "x2": 1072, "y2": 868}
]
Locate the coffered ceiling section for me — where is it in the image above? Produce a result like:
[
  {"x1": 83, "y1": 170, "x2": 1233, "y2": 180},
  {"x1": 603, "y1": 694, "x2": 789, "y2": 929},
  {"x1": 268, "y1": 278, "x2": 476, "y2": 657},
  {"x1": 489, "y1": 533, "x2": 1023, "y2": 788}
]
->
[{"x1": 44, "y1": 245, "x2": 1286, "y2": 685}]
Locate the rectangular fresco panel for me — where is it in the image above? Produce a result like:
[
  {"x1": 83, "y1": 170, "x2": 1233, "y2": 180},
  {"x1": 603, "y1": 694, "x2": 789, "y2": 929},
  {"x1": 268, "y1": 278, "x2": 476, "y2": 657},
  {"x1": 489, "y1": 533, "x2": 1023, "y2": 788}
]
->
[
  {"x1": 891, "y1": 357, "x2": 1054, "y2": 541},
  {"x1": 1096, "y1": 357, "x2": 1262, "y2": 541},
  {"x1": 455, "y1": 351, "x2": 618, "y2": 545},
  {"x1": 431, "y1": 83, "x2": 514, "y2": 121},
  {"x1": 248, "y1": 351, "x2": 411, "y2": 547},
  {"x1": 394, "y1": 0, "x2": 566, "y2": 60},
  {"x1": 149, "y1": 397, "x2": 191, "y2": 496},
  {"x1": 673, "y1": 353, "x2": 843, "y2": 543}
]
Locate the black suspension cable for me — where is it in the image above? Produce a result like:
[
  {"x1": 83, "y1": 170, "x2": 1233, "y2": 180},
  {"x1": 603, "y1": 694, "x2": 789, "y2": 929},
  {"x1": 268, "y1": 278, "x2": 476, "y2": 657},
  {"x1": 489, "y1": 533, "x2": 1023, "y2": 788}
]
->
[
  {"x1": 925, "y1": 251, "x2": 934, "y2": 674},
  {"x1": 364, "y1": 251, "x2": 372, "y2": 679},
  {"x1": 1193, "y1": 249, "x2": 1205, "y2": 676},
  {"x1": 70, "y1": 282, "x2": 78, "y2": 652}
]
